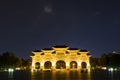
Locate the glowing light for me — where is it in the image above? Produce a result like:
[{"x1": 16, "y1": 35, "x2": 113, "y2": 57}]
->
[
  {"x1": 31, "y1": 46, "x2": 91, "y2": 71},
  {"x1": 32, "y1": 63, "x2": 35, "y2": 66},
  {"x1": 8, "y1": 68, "x2": 14, "y2": 72},
  {"x1": 72, "y1": 63, "x2": 75, "y2": 69},
  {"x1": 41, "y1": 62, "x2": 44, "y2": 66},
  {"x1": 66, "y1": 62, "x2": 69, "y2": 66},
  {"x1": 87, "y1": 62, "x2": 90, "y2": 66},
  {"x1": 108, "y1": 68, "x2": 113, "y2": 71},
  {"x1": 52, "y1": 62, "x2": 56, "y2": 66},
  {"x1": 114, "y1": 68, "x2": 117, "y2": 71},
  {"x1": 102, "y1": 67, "x2": 107, "y2": 70},
  {"x1": 78, "y1": 62, "x2": 81, "y2": 66},
  {"x1": 16, "y1": 67, "x2": 21, "y2": 70}
]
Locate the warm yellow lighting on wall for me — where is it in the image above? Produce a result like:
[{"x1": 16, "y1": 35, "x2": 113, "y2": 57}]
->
[
  {"x1": 31, "y1": 46, "x2": 91, "y2": 71},
  {"x1": 78, "y1": 62, "x2": 81, "y2": 66},
  {"x1": 41, "y1": 62, "x2": 44, "y2": 66},
  {"x1": 52, "y1": 62, "x2": 56, "y2": 66},
  {"x1": 32, "y1": 63, "x2": 35, "y2": 66},
  {"x1": 66, "y1": 62, "x2": 69, "y2": 66}
]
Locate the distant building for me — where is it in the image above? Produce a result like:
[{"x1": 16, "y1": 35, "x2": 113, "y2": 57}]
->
[{"x1": 31, "y1": 45, "x2": 91, "y2": 71}]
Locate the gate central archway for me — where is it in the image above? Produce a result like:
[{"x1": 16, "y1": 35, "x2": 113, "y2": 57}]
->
[
  {"x1": 70, "y1": 61, "x2": 77, "y2": 69},
  {"x1": 56, "y1": 60, "x2": 66, "y2": 69}
]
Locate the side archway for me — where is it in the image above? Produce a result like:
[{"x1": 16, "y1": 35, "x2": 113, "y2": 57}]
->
[
  {"x1": 44, "y1": 61, "x2": 52, "y2": 69},
  {"x1": 35, "y1": 62, "x2": 40, "y2": 69},
  {"x1": 81, "y1": 62, "x2": 87, "y2": 69},
  {"x1": 56, "y1": 60, "x2": 66, "y2": 69}
]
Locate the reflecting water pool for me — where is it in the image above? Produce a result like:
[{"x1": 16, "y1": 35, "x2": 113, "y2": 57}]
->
[{"x1": 0, "y1": 70, "x2": 120, "y2": 80}]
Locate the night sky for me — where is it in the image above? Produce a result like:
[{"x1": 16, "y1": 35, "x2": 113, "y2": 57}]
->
[{"x1": 0, "y1": 0, "x2": 120, "y2": 59}]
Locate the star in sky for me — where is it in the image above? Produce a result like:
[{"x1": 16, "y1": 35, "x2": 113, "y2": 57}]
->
[{"x1": 44, "y1": 5, "x2": 52, "y2": 13}]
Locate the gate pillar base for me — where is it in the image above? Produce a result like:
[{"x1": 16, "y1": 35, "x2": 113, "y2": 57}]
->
[{"x1": 52, "y1": 66, "x2": 56, "y2": 71}]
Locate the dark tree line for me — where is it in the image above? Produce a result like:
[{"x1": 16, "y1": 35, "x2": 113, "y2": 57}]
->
[
  {"x1": 1, "y1": 51, "x2": 120, "y2": 70},
  {"x1": 0, "y1": 52, "x2": 31, "y2": 70},
  {"x1": 90, "y1": 51, "x2": 120, "y2": 69}
]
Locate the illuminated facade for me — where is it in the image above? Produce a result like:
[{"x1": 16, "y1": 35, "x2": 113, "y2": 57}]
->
[{"x1": 31, "y1": 45, "x2": 91, "y2": 71}]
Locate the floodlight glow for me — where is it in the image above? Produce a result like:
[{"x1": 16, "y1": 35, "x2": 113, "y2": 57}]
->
[
  {"x1": 8, "y1": 68, "x2": 14, "y2": 72},
  {"x1": 108, "y1": 68, "x2": 113, "y2": 71},
  {"x1": 114, "y1": 68, "x2": 117, "y2": 71}
]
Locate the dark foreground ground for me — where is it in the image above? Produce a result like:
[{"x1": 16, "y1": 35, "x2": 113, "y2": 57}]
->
[{"x1": 0, "y1": 69, "x2": 120, "y2": 80}]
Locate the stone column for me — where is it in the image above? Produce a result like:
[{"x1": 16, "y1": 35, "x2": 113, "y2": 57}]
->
[
  {"x1": 52, "y1": 61, "x2": 56, "y2": 71},
  {"x1": 52, "y1": 66, "x2": 56, "y2": 71},
  {"x1": 31, "y1": 66, "x2": 35, "y2": 71},
  {"x1": 66, "y1": 66, "x2": 70, "y2": 70},
  {"x1": 40, "y1": 62, "x2": 44, "y2": 71},
  {"x1": 40, "y1": 66, "x2": 44, "y2": 71},
  {"x1": 86, "y1": 62, "x2": 91, "y2": 72},
  {"x1": 78, "y1": 66, "x2": 81, "y2": 70}
]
